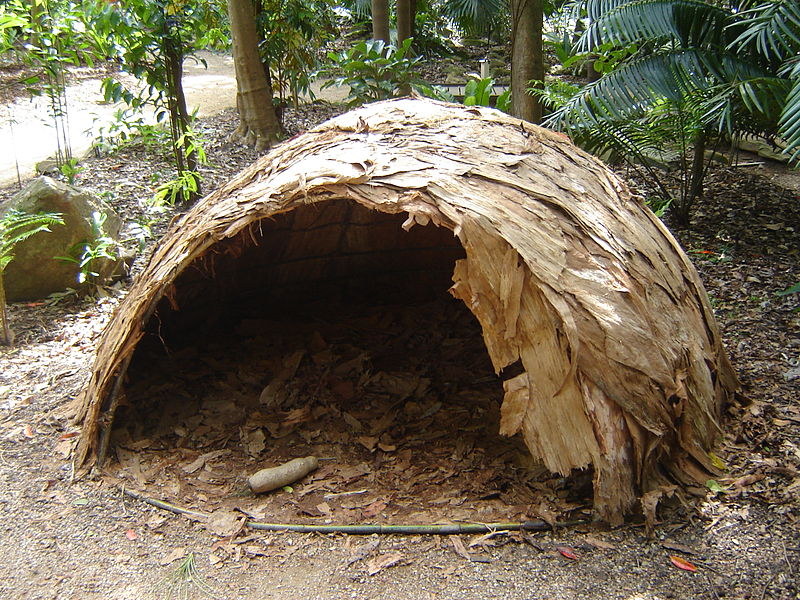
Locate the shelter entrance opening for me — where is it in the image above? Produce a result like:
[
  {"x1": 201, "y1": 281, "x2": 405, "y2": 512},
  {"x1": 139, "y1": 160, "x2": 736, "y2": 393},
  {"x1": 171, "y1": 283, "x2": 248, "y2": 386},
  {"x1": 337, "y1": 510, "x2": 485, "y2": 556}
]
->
[{"x1": 111, "y1": 199, "x2": 586, "y2": 525}]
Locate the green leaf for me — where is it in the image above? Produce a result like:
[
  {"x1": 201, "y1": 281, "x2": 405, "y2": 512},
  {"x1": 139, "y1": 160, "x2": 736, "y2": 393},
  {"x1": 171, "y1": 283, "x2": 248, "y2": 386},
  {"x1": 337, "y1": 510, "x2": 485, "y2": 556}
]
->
[{"x1": 776, "y1": 282, "x2": 800, "y2": 296}]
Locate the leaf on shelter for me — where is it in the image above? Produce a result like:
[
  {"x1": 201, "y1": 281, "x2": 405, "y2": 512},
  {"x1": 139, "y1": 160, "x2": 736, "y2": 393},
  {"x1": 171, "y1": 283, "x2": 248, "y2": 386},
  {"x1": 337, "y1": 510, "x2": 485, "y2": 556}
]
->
[
  {"x1": 641, "y1": 485, "x2": 677, "y2": 537},
  {"x1": 669, "y1": 555, "x2": 698, "y2": 572},
  {"x1": 54, "y1": 438, "x2": 74, "y2": 459},
  {"x1": 125, "y1": 528, "x2": 137, "y2": 541}
]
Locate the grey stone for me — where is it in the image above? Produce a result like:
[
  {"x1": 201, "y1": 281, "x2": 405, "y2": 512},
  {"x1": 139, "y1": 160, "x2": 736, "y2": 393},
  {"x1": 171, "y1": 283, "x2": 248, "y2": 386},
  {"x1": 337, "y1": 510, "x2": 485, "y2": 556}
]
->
[{"x1": 1, "y1": 176, "x2": 123, "y2": 301}]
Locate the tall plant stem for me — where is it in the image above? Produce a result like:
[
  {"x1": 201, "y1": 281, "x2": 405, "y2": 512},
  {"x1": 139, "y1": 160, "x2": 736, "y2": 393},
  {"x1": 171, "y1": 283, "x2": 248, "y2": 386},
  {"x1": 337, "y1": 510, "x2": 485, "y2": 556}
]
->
[
  {"x1": 0, "y1": 274, "x2": 12, "y2": 346},
  {"x1": 162, "y1": 16, "x2": 198, "y2": 203}
]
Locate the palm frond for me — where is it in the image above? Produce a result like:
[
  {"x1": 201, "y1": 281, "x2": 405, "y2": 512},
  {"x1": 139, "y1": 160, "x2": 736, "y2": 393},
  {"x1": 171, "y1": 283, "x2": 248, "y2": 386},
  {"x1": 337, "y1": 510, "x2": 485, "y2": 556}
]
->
[
  {"x1": 545, "y1": 48, "x2": 711, "y2": 129},
  {"x1": 780, "y1": 77, "x2": 800, "y2": 161},
  {"x1": 581, "y1": 0, "x2": 732, "y2": 50},
  {"x1": 443, "y1": 0, "x2": 505, "y2": 33},
  {"x1": 729, "y1": 0, "x2": 800, "y2": 61}
]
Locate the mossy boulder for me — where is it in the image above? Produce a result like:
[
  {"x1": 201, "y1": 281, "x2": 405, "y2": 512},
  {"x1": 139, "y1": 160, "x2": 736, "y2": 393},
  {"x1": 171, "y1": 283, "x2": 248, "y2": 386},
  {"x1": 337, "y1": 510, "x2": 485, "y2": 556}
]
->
[{"x1": 1, "y1": 177, "x2": 123, "y2": 301}]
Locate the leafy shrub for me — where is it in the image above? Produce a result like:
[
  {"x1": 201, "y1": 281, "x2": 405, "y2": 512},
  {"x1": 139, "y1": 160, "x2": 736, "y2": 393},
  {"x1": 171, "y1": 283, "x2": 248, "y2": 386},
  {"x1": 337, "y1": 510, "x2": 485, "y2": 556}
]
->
[
  {"x1": 462, "y1": 76, "x2": 512, "y2": 113},
  {"x1": 320, "y1": 38, "x2": 447, "y2": 106}
]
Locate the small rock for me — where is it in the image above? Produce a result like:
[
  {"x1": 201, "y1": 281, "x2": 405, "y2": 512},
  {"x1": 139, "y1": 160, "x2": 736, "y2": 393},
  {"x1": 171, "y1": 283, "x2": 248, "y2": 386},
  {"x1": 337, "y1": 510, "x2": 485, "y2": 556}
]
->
[{"x1": 784, "y1": 365, "x2": 800, "y2": 382}]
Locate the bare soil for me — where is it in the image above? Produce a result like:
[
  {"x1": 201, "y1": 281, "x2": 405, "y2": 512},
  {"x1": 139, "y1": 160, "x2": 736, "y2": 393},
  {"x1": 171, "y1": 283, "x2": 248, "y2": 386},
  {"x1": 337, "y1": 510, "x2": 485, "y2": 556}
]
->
[{"x1": 1, "y1": 96, "x2": 799, "y2": 599}]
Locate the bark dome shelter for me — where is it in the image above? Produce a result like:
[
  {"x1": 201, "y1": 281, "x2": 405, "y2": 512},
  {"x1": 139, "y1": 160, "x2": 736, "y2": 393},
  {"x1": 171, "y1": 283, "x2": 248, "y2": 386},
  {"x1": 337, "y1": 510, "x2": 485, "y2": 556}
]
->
[{"x1": 73, "y1": 97, "x2": 738, "y2": 524}]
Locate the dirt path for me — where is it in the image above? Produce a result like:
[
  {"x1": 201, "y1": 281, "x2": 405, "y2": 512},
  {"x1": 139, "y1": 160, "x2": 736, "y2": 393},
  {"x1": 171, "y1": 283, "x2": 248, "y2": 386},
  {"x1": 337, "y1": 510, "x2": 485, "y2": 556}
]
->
[{"x1": 0, "y1": 51, "x2": 348, "y2": 188}]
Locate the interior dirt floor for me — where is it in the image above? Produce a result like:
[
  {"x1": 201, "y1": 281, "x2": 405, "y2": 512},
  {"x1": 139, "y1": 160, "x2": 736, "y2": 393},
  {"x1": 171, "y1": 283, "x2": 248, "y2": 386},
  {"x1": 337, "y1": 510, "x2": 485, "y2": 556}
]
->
[{"x1": 113, "y1": 296, "x2": 588, "y2": 532}]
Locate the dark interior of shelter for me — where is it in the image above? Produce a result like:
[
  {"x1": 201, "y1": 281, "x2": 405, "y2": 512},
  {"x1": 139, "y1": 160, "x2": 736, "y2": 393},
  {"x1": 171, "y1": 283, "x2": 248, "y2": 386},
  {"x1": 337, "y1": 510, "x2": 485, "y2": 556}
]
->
[{"x1": 114, "y1": 199, "x2": 591, "y2": 524}]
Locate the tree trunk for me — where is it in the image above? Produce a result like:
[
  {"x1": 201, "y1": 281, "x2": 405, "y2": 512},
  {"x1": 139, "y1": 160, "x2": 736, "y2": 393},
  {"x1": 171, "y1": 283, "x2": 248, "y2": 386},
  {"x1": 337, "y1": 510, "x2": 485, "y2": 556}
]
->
[
  {"x1": 371, "y1": 0, "x2": 390, "y2": 43},
  {"x1": 510, "y1": 0, "x2": 544, "y2": 124},
  {"x1": 397, "y1": 0, "x2": 413, "y2": 47},
  {"x1": 675, "y1": 129, "x2": 707, "y2": 227},
  {"x1": 0, "y1": 273, "x2": 12, "y2": 346},
  {"x1": 227, "y1": 0, "x2": 282, "y2": 152}
]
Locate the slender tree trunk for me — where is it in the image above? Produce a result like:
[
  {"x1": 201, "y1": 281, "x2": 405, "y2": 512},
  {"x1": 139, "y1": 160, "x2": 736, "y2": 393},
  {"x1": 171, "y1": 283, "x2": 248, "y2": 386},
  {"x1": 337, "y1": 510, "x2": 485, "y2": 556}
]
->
[
  {"x1": 0, "y1": 274, "x2": 12, "y2": 346},
  {"x1": 162, "y1": 16, "x2": 199, "y2": 203},
  {"x1": 410, "y1": 0, "x2": 417, "y2": 39},
  {"x1": 675, "y1": 129, "x2": 707, "y2": 227},
  {"x1": 371, "y1": 0, "x2": 390, "y2": 43},
  {"x1": 510, "y1": 0, "x2": 544, "y2": 124},
  {"x1": 397, "y1": 0, "x2": 413, "y2": 48},
  {"x1": 227, "y1": 0, "x2": 282, "y2": 152}
]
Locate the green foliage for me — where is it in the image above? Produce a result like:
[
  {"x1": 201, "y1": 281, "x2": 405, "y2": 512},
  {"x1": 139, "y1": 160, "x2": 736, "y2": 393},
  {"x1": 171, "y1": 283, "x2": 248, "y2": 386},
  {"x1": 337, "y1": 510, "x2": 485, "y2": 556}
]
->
[
  {"x1": 0, "y1": 209, "x2": 64, "y2": 274},
  {"x1": 540, "y1": 0, "x2": 800, "y2": 224},
  {"x1": 155, "y1": 552, "x2": 219, "y2": 600},
  {"x1": 321, "y1": 38, "x2": 441, "y2": 106},
  {"x1": 56, "y1": 211, "x2": 120, "y2": 289},
  {"x1": 464, "y1": 76, "x2": 493, "y2": 106},
  {"x1": 0, "y1": 0, "x2": 102, "y2": 166},
  {"x1": 92, "y1": 109, "x2": 174, "y2": 155},
  {"x1": 412, "y1": 6, "x2": 457, "y2": 56},
  {"x1": 87, "y1": 0, "x2": 227, "y2": 202},
  {"x1": 443, "y1": 0, "x2": 506, "y2": 40},
  {"x1": 152, "y1": 170, "x2": 203, "y2": 206},
  {"x1": 59, "y1": 157, "x2": 83, "y2": 184},
  {"x1": 0, "y1": 209, "x2": 64, "y2": 345},
  {"x1": 257, "y1": 0, "x2": 335, "y2": 107},
  {"x1": 777, "y1": 282, "x2": 800, "y2": 297},
  {"x1": 461, "y1": 76, "x2": 511, "y2": 113}
]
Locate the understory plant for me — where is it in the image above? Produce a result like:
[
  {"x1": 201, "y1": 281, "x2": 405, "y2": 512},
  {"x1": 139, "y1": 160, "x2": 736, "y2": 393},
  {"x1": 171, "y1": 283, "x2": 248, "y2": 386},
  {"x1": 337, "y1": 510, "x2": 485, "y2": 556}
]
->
[
  {"x1": 0, "y1": 0, "x2": 102, "y2": 171},
  {"x1": 256, "y1": 0, "x2": 335, "y2": 108},
  {"x1": 0, "y1": 209, "x2": 64, "y2": 345},
  {"x1": 56, "y1": 211, "x2": 121, "y2": 294},
  {"x1": 532, "y1": 79, "x2": 716, "y2": 222},
  {"x1": 87, "y1": 0, "x2": 227, "y2": 204},
  {"x1": 463, "y1": 76, "x2": 512, "y2": 112},
  {"x1": 320, "y1": 38, "x2": 447, "y2": 106}
]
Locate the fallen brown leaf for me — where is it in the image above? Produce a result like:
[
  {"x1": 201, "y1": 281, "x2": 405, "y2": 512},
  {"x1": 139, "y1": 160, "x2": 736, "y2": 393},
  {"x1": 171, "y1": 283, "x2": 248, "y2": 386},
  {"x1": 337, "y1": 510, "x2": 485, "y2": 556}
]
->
[
  {"x1": 362, "y1": 499, "x2": 388, "y2": 518},
  {"x1": 583, "y1": 535, "x2": 616, "y2": 550},
  {"x1": 159, "y1": 547, "x2": 187, "y2": 565},
  {"x1": 366, "y1": 552, "x2": 404, "y2": 576},
  {"x1": 206, "y1": 511, "x2": 242, "y2": 537},
  {"x1": 451, "y1": 536, "x2": 471, "y2": 560},
  {"x1": 661, "y1": 540, "x2": 695, "y2": 555}
]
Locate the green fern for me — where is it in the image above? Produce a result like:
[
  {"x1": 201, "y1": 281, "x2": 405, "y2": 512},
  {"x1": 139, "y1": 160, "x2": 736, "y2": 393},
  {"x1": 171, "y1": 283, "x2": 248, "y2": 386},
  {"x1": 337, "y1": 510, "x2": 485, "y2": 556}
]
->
[{"x1": 1, "y1": 209, "x2": 64, "y2": 345}]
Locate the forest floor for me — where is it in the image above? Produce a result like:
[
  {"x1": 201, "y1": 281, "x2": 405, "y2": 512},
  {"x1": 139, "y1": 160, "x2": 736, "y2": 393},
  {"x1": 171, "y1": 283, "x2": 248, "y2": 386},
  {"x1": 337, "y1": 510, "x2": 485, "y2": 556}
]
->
[{"x1": 0, "y1": 58, "x2": 799, "y2": 600}]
